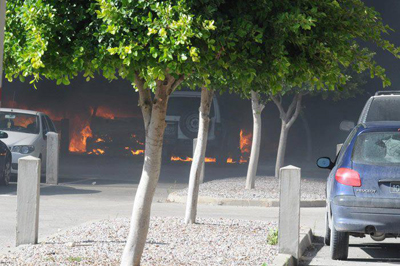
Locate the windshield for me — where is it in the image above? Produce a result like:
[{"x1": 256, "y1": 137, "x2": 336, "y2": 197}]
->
[
  {"x1": 353, "y1": 132, "x2": 400, "y2": 165},
  {"x1": 366, "y1": 97, "x2": 400, "y2": 122},
  {"x1": 0, "y1": 112, "x2": 39, "y2": 134}
]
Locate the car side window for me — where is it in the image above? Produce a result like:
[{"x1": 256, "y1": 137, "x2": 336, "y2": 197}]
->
[
  {"x1": 45, "y1": 115, "x2": 56, "y2": 132},
  {"x1": 336, "y1": 127, "x2": 358, "y2": 165}
]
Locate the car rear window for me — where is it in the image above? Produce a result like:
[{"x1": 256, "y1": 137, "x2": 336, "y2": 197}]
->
[
  {"x1": 167, "y1": 97, "x2": 215, "y2": 117},
  {"x1": 366, "y1": 97, "x2": 400, "y2": 122},
  {"x1": 353, "y1": 132, "x2": 400, "y2": 165}
]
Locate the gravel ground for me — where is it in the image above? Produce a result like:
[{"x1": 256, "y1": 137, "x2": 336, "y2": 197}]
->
[
  {"x1": 0, "y1": 217, "x2": 277, "y2": 266},
  {"x1": 174, "y1": 176, "x2": 326, "y2": 200}
]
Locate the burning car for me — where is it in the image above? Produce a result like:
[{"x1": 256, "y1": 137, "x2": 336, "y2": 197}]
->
[
  {"x1": 318, "y1": 122, "x2": 400, "y2": 260},
  {"x1": 0, "y1": 108, "x2": 57, "y2": 174},
  {"x1": 163, "y1": 91, "x2": 241, "y2": 164}
]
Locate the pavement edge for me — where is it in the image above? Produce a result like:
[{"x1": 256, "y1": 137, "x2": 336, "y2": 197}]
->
[
  {"x1": 167, "y1": 192, "x2": 326, "y2": 208},
  {"x1": 272, "y1": 228, "x2": 313, "y2": 266}
]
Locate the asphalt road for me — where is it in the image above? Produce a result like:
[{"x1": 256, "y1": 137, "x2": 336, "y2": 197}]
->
[{"x1": 1, "y1": 154, "x2": 400, "y2": 265}]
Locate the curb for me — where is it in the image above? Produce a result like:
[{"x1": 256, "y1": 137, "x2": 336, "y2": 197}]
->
[
  {"x1": 167, "y1": 192, "x2": 326, "y2": 208},
  {"x1": 272, "y1": 228, "x2": 313, "y2": 266}
]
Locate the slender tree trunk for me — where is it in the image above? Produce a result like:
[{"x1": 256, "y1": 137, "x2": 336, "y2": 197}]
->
[
  {"x1": 245, "y1": 91, "x2": 264, "y2": 189},
  {"x1": 275, "y1": 121, "x2": 288, "y2": 177},
  {"x1": 185, "y1": 87, "x2": 214, "y2": 224},
  {"x1": 271, "y1": 93, "x2": 303, "y2": 178},
  {"x1": 121, "y1": 74, "x2": 184, "y2": 266}
]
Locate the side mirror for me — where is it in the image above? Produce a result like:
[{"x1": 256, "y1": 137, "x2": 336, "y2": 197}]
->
[
  {"x1": 340, "y1": 120, "x2": 355, "y2": 131},
  {"x1": 317, "y1": 157, "x2": 334, "y2": 170},
  {"x1": 0, "y1": 131, "x2": 8, "y2": 139}
]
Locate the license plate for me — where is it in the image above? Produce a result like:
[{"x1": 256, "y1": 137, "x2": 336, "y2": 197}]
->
[{"x1": 390, "y1": 183, "x2": 400, "y2": 193}]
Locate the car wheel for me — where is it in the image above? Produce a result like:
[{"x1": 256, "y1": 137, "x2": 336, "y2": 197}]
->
[
  {"x1": 179, "y1": 111, "x2": 199, "y2": 139},
  {"x1": 0, "y1": 157, "x2": 11, "y2": 186},
  {"x1": 324, "y1": 211, "x2": 331, "y2": 246},
  {"x1": 330, "y1": 214, "x2": 349, "y2": 260}
]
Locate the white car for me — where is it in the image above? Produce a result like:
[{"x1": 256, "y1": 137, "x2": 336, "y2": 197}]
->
[{"x1": 0, "y1": 108, "x2": 57, "y2": 174}]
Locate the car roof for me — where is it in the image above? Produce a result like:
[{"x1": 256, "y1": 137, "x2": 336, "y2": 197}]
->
[
  {"x1": 170, "y1": 91, "x2": 201, "y2": 97},
  {"x1": 0, "y1": 108, "x2": 41, "y2": 115},
  {"x1": 361, "y1": 121, "x2": 400, "y2": 130}
]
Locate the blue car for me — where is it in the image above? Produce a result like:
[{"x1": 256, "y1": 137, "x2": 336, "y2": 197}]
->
[{"x1": 317, "y1": 121, "x2": 400, "y2": 260}]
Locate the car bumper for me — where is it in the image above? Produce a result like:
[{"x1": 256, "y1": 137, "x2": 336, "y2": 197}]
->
[
  {"x1": 11, "y1": 151, "x2": 41, "y2": 174},
  {"x1": 332, "y1": 195, "x2": 400, "y2": 234}
]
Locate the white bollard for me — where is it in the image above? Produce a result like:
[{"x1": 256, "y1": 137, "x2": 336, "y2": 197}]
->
[
  {"x1": 46, "y1": 132, "x2": 59, "y2": 184},
  {"x1": 16, "y1": 156, "x2": 41, "y2": 246},
  {"x1": 278, "y1": 165, "x2": 301, "y2": 262},
  {"x1": 193, "y1": 138, "x2": 205, "y2": 184}
]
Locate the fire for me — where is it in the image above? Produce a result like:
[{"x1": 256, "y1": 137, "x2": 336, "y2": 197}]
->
[
  {"x1": 227, "y1": 157, "x2": 236, "y2": 164},
  {"x1": 239, "y1": 129, "x2": 252, "y2": 163},
  {"x1": 131, "y1": 149, "x2": 145, "y2": 155},
  {"x1": 95, "y1": 138, "x2": 105, "y2": 143},
  {"x1": 69, "y1": 125, "x2": 93, "y2": 153},
  {"x1": 88, "y1": 148, "x2": 105, "y2": 155},
  {"x1": 205, "y1": 157, "x2": 216, "y2": 163},
  {"x1": 95, "y1": 106, "x2": 115, "y2": 119},
  {"x1": 240, "y1": 129, "x2": 252, "y2": 153},
  {"x1": 170, "y1": 156, "x2": 216, "y2": 163},
  {"x1": 171, "y1": 156, "x2": 193, "y2": 162}
]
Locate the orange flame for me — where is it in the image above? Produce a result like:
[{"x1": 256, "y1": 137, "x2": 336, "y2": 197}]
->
[
  {"x1": 205, "y1": 157, "x2": 216, "y2": 163},
  {"x1": 239, "y1": 129, "x2": 252, "y2": 163},
  {"x1": 226, "y1": 157, "x2": 236, "y2": 164},
  {"x1": 70, "y1": 125, "x2": 93, "y2": 153},
  {"x1": 131, "y1": 149, "x2": 145, "y2": 155},
  {"x1": 88, "y1": 148, "x2": 105, "y2": 155},
  {"x1": 170, "y1": 156, "x2": 216, "y2": 163}
]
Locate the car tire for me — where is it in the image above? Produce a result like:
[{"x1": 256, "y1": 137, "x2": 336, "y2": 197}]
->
[
  {"x1": 330, "y1": 214, "x2": 349, "y2": 260},
  {"x1": 0, "y1": 157, "x2": 11, "y2": 186},
  {"x1": 324, "y1": 211, "x2": 331, "y2": 246},
  {"x1": 179, "y1": 111, "x2": 199, "y2": 139}
]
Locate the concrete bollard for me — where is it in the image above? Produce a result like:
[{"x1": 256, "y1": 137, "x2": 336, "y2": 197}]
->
[
  {"x1": 336, "y1": 143, "x2": 343, "y2": 156},
  {"x1": 46, "y1": 132, "x2": 59, "y2": 184},
  {"x1": 16, "y1": 156, "x2": 41, "y2": 246},
  {"x1": 278, "y1": 165, "x2": 301, "y2": 263},
  {"x1": 193, "y1": 138, "x2": 205, "y2": 184}
]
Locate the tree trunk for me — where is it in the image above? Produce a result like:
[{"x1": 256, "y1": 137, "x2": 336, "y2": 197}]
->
[
  {"x1": 185, "y1": 87, "x2": 214, "y2": 224},
  {"x1": 272, "y1": 93, "x2": 303, "y2": 178},
  {"x1": 275, "y1": 121, "x2": 288, "y2": 177},
  {"x1": 121, "y1": 75, "x2": 183, "y2": 266},
  {"x1": 245, "y1": 91, "x2": 264, "y2": 189}
]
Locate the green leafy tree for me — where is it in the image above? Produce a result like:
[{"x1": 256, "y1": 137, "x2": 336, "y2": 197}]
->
[{"x1": 4, "y1": 1, "x2": 221, "y2": 265}]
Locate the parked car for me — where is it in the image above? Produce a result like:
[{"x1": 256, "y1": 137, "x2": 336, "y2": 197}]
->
[
  {"x1": 163, "y1": 91, "x2": 241, "y2": 164},
  {"x1": 0, "y1": 131, "x2": 12, "y2": 186},
  {"x1": 0, "y1": 108, "x2": 57, "y2": 174},
  {"x1": 340, "y1": 91, "x2": 400, "y2": 131},
  {"x1": 317, "y1": 121, "x2": 400, "y2": 260}
]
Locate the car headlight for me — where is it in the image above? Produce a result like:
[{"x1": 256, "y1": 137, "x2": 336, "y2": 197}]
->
[{"x1": 12, "y1": 145, "x2": 35, "y2": 154}]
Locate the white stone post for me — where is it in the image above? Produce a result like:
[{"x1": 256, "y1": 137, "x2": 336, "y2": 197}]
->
[
  {"x1": 46, "y1": 132, "x2": 59, "y2": 184},
  {"x1": 16, "y1": 156, "x2": 41, "y2": 246},
  {"x1": 278, "y1": 165, "x2": 301, "y2": 262},
  {"x1": 336, "y1": 143, "x2": 343, "y2": 156},
  {"x1": 193, "y1": 138, "x2": 205, "y2": 184}
]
